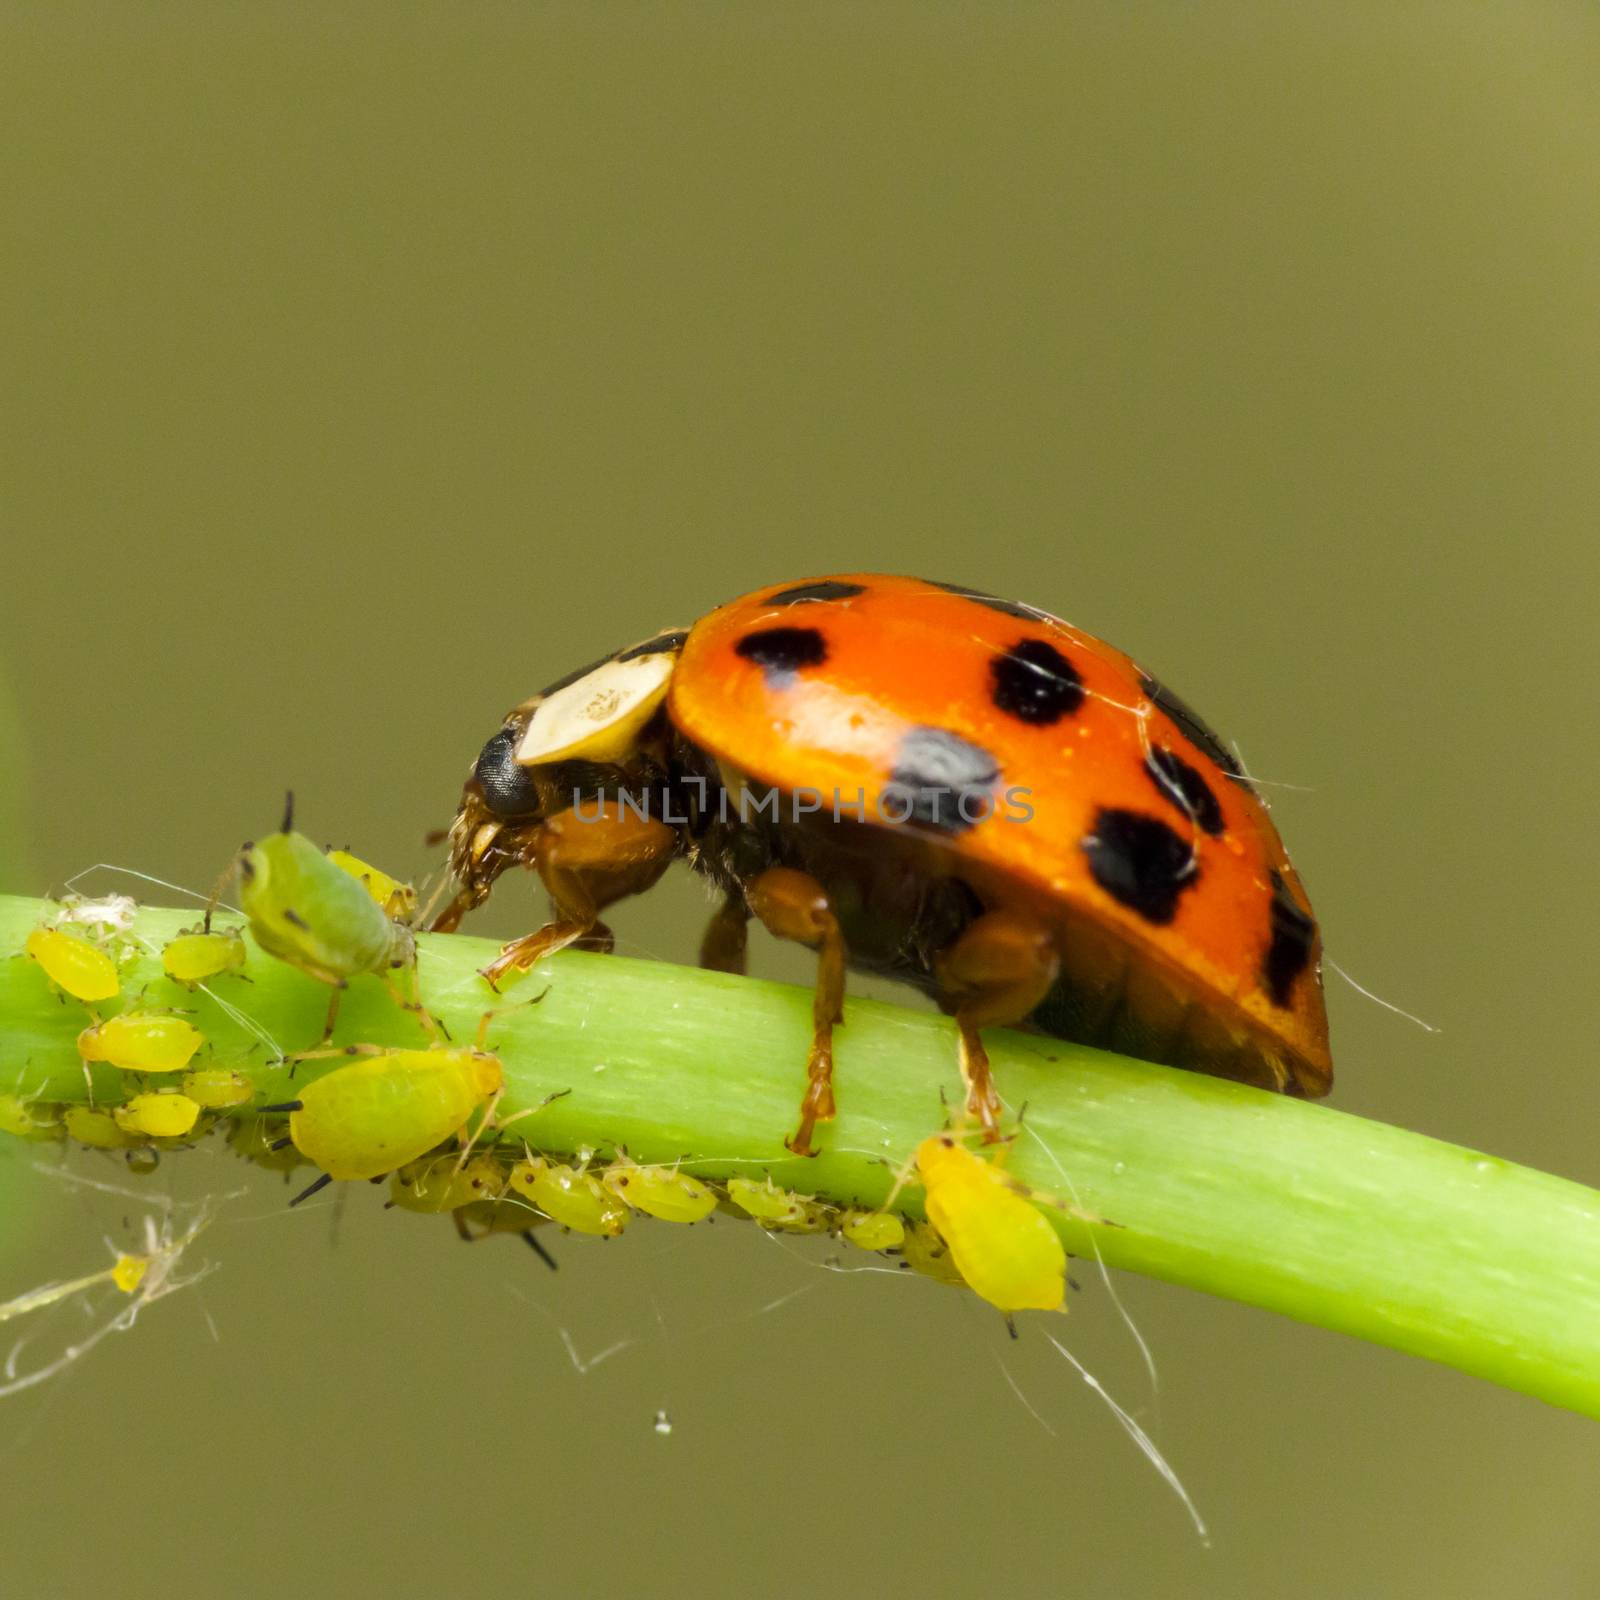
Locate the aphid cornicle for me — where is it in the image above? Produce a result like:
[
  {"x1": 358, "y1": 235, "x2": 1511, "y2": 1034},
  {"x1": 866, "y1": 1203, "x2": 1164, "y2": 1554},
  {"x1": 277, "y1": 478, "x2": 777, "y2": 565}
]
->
[
  {"x1": 234, "y1": 796, "x2": 434, "y2": 1043},
  {"x1": 434, "y1": 575, "x2": 1330, "y2": 1155}
]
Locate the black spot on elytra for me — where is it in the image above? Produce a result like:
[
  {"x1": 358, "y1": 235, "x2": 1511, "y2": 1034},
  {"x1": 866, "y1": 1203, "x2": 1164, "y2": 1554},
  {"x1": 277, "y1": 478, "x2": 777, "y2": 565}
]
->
[
  {"x1": 475, "y1": 725, "x2": 542, "y2": 816},
  {"x1": 735, "y1": 626, "x2": 827, "y2": 685},
  {"x1": 1144, "y1": 747, "x2": 1224, "y2": 836},
  {"x1": 924, "y1": 579, "x2": 1055, "y2": 624},
  {"x1": 766, "y1": 580, "x2": 867, "y2": 605},
  {"x1": 884, "y1": 726, "x2": 1000, "y2": 833},
  {"x1": 990, "y1": 638, "x2": 1084, "y2": 726},
  {"x1": 616, "y1": 629, "x2": 688, "y2": 661},
  {"x1": 1081, "y1": 808, "x2": 1198, "y2": 925},
  {"x1": 1138, "y1": 670, "x2": 1249, "y2": 786},
  {"x1": 1262, "y1": 869, "x2": 1316, "y2": 1007}
]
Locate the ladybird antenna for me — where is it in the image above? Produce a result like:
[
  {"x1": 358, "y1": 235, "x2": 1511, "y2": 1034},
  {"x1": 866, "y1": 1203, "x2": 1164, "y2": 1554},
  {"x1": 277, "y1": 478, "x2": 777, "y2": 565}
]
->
[{"x1": 281, "y1": 790, "x2": 296, "y2": 835}]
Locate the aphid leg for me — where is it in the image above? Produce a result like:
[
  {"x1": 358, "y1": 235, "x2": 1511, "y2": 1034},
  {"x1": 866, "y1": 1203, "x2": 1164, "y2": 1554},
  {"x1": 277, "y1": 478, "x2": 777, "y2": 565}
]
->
[
  {"x1": 698, "y1": 892, "x2": 750, "y2": 975},
  {"x1": 450, "y1": 1086, "x2": 504, "y2": 1177},
  {"x1": 933, "y1": 911, "x2": 1059, "y2": 1142},
  {"x1": 319, "y1": 981, "x2": 347, "y2": 1047},
  {"x1": 745, "y1": 868, "x2": 846, "y2": 1156},
  {"x1": 382, "y1": 962, "x2": 448, "y2": 1043},
  {"x1": 479, "y1": 806, "x2": 676, "y2": 989}
]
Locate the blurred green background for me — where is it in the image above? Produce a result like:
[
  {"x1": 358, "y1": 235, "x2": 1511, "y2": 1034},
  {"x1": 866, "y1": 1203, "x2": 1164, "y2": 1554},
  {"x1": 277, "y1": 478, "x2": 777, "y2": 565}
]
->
[{"x1": 3, "y1": 4, "x2": 1598, "y2": 1595}]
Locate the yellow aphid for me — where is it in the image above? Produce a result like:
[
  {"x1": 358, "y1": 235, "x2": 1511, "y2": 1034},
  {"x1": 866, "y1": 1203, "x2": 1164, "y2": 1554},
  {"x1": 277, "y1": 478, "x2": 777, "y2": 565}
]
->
[
  {"x1": 388, "y1": 1153, "x2": 504, "y2": 1216},
  {"x1": 839, "y1": 1208, "x2": 905, "y2": 1252},
  {"x1": 0, "y1": 1093, "x2": 65, "y2": 1142},
  {"x1": 111, "y1": 1255, "x2": 149, "y2": 1294},
  {"x1": 507, "y1": 1157, "x2": 628, "y2": 1237},
  {"x1": 181, "y1": 1067, "x2": 254, "y2": 1109},
  {"x1": 227, "y1": 1114, "x2": 306, "y2": 1172},
  {"x1": 24, "y1": 926, "x2": 120, "y2": 1004},
  {"x1": 725, "y1": 1175, "x2": 831, "y2": 1232},
  {"x1": 915, "y1": 1134, "x2": 1066, "y2": 1314},
  {"x1": 601, "y1": 1157, "x2": 717, "y2": 1224},
  {"x1": 114, "y1": 1092, "x2": 202, "y2": 1140},
  {"x1": 77, "y1": 1013, "x2": 204, "y2": 1074},
  {"x1": 162, "y1": 928, "x2": 248, "y2": 987},
  {"x1": 326, "y1": 850, "x2": 419, "y2": 922},
  {"x1": 64, "y1": 1106, "x2": 145, "y2": 1150},
  {"x1": 899, "y1": 1219, "x2": 968, "y2": 1288},
  {"x1": 280, "y1": 1047, "x2": 504, "y2": 1182},
  {"x1": 455, "y1": 1190, "x2": 544, "y2": 1238}
]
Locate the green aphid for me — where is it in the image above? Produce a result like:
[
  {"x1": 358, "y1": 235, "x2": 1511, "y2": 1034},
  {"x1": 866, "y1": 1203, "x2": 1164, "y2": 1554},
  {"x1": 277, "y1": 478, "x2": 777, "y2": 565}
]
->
[{"x1": 234, "y1": 794, "x2": 437, "y2": 1045}]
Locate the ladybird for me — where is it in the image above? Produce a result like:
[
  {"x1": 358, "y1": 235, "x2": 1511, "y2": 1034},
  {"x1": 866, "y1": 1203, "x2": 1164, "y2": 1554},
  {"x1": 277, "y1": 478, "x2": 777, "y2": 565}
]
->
[{"x1": 434, "y1": 575, "x2": 1329, "y2": 1154}]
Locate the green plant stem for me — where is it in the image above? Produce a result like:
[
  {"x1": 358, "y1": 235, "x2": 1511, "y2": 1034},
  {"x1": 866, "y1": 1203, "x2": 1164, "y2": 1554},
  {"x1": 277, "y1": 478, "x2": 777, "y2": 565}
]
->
[{"x1": 3, "y1": 892, "x2": 1599, "y2": 1418}]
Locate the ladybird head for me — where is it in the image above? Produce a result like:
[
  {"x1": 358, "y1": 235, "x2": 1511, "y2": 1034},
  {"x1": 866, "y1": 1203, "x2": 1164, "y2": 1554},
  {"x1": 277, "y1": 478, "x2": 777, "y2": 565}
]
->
[{"x1": 435, "y1": 631, "x2": 686, "y2": 927}]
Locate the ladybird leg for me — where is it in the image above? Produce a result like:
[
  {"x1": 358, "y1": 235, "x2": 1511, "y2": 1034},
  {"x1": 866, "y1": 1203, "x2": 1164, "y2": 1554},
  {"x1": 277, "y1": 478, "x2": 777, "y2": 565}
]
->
[
  {"x1": 933, "y1": 911, "x2": 1059, "y2": 1142},
  {"x1": 698, "y1": 893, "x2": 750, "y2": 976},
  {"x1": 744, "y1": 867, "x2": 846, "y2": 1156},
  {"x1": 480, "y1": 804, "x2": 677, "y2": 989}
]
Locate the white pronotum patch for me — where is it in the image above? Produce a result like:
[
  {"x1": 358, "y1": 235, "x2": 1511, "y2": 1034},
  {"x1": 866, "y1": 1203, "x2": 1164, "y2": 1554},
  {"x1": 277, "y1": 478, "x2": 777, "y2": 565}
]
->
[{"x1": 515, "y1": 648, "x2": 680, "y2": 767}]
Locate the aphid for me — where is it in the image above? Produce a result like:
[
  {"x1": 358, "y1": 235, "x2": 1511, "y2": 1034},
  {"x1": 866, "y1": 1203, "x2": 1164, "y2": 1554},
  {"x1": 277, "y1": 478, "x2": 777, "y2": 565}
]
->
[
  {"x1": 601, "y1": 1154, "x2": 718, "y2": 1223},
  {"x1": 261, "y1": 1042, "x2": 504, "y2": 1204},
  {"x1": 77, "y1": 1013, "x2": 204, "y2": 1075},
  {"x1": 161, "y1": 927, "x2": 248, "y2": 988},
  {"x1": 233, "y1": 795, "x2": 435, "y2": 1043},
  {"x1": 839, "y1": 1208, "x2": 906, "y2": 1252},
  {"x1": 181, "y1": 1067, "x2": 254, "y2": 1110},
  {"x1": 23, "y1": 926, "x2": 120, "y2": 1004},
  {"x1": 506, "y1": 1156, "x2": 628, "y2": 1237},
  {"x1": 724, "y1": 1174, "x2": 832, "y2": 1233},
  {"x1": 387, "y1": 1152, "x2": 505, "y2": 1216},
  {"x1": 0, "y1": 1093, "x2": 65, "y2": 1142},
  {"x1": 435, "y1": 575, "x2": 1330, "y2": 1155},
  {"x1": 113, "y1": 1092, "x2": 202, "y2": 1140},
  {"x1": 326, "y1": 850, "x2": 419, "y2": 923},
  {"x1": 899, "y1": 1219, "x2": 968, "y2": 1289},
  {"x1": 915, "y1": 1133, "x2": 1067, "y2": 1314},
  {"x1": 226, "y1": 1113, "x2": 307, "y2": 1172},
  {"x1": 63, "y1": 1105, "x2": 146, "y2": 1151},
  {"x1": 442, "y1": 1169, "x2": 561, "y2": 1268}
]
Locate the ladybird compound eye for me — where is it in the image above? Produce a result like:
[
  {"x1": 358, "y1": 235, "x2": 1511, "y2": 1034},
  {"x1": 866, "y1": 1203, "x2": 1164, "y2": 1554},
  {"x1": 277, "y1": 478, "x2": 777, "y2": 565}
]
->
[{"x1": 474, "y1": 726, "x2": 542, "y2": 817}]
